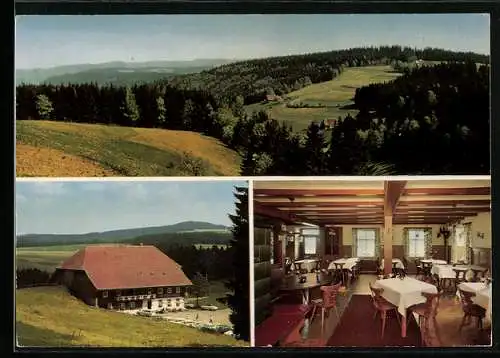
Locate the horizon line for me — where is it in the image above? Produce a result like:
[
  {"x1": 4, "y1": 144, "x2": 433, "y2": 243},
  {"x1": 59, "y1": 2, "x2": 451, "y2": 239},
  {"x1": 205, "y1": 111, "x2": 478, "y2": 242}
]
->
[
  {"x1": 16, "y1": 221, "x2": 232, "y2": 237},
  {"x1": 15, "y1": 44, "x2": 491, "y2": 71}
]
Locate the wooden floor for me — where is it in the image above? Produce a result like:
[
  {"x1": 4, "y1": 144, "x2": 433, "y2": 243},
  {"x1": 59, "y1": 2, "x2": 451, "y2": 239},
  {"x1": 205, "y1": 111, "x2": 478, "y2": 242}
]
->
[{"x1": 303, "y1": 274, "x2": 491, "y2": 347}]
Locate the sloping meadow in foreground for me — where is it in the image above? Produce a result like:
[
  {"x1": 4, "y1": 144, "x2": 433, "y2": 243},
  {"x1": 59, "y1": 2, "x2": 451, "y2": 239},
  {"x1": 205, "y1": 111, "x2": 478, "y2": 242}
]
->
[
  {"x1": 16, "y1": 120, "x2": 241, "y2": 177},
  {"x1": 16, "y1": 286, "x2": 247, "y2": 347}
]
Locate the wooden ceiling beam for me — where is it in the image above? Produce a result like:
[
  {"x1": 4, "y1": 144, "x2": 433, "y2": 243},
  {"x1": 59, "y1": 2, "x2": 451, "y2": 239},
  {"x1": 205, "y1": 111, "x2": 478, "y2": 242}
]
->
[
  {"x1": 397, "y1": 200, "x2": 490, "y2": 207},
  {"x1": 384, "y1": 180, "x2": 408, "y2": 216},
  {"x1": 403, "y1": 187, "x2": 490, "y2": 196},
  {"x1": 253, "y1": 203, "x2": 299, "y2": 225},
  {"x1": 254, "y1": 188, "x2": 384, "y2": 197},
  {"x1": 255, "y1": 201, "x2": 384, "y2": 208}
]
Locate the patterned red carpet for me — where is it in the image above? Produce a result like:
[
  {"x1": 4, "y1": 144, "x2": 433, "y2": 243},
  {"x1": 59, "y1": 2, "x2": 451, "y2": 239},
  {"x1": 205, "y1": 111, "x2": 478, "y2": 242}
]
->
[{"x1": 327, "y1": 295, "x2": 422, "y2": 347}]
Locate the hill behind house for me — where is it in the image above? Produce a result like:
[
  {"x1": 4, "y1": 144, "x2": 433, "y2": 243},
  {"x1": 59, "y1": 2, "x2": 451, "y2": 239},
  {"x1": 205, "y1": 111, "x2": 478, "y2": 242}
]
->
[
  {"x1": 16, "y1": 286, "x2": 246, "y2": 347},
  {"x1": 17, "y1": 221, "x2": 230, "y2": 247}
]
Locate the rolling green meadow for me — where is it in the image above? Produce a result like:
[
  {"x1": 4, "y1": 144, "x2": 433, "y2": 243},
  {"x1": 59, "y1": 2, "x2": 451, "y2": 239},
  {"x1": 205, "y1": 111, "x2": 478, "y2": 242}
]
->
[{"x1": 245, "y1": 65, "x2": 402, "y2": 132}]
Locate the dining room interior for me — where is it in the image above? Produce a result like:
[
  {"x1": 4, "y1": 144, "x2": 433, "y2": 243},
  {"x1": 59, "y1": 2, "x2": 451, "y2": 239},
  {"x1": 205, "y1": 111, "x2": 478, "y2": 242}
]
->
[{"x1": 252, "y1": 177, "x2": 492, "y2": 348}]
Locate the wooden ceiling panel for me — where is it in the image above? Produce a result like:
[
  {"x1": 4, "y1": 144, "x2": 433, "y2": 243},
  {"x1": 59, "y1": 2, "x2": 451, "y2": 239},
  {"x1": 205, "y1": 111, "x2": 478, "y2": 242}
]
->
[{"x1": 253, "y1": 179, "x2": 490, "y2": 226}]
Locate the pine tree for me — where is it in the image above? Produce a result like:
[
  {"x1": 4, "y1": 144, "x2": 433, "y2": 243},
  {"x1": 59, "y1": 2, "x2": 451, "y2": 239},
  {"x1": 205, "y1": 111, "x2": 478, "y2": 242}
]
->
[
  {"x1": 304, "y1": 121, "x2": 327, "y2": 175},
  {"x1": 121, "y1": 87, "x2": 140, "y2": 126},
  {"x1": 156, "y1": 96, "x2": 166, "y2": 127},
  {"x1": 35, "y1": 94, "x2": 54, "y2": 120},
  {"x1": 226, "y1": 186, "x2": 249, "y2": 341}
]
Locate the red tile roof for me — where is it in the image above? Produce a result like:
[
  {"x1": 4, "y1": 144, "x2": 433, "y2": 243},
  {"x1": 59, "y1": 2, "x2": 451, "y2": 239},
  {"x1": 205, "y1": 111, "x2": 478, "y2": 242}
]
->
[{"x1": 57, "y1": 245, "x2": 192, "y2": 290}]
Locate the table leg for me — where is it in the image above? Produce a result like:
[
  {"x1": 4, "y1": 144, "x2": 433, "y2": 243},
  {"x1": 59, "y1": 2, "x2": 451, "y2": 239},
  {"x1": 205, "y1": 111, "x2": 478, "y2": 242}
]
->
[
  {"x1": 302, "y1": 289, "x2": 310, "y2": 305},
  {"x1": 401, "y1": 313, "x2": 407, "y2": 338}
]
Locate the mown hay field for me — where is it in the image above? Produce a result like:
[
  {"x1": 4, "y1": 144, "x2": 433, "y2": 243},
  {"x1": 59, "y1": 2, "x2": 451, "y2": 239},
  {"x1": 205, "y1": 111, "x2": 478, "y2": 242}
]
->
[{"x1": 16, "y1": 121, "x2": 241, "y2": 177}]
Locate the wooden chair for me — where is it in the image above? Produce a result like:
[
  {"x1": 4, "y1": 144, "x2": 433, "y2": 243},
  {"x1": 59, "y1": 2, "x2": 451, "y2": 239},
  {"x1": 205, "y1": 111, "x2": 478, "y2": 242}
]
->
[
  {"x1": 471, "y1": 267, "x2": 488, "y2": 282},
  {"x1": 391, "y1": 261, "x2": 399, "y2": 277},
  {"x1": 310, "y1": 281, "x2": 342, "y2": 333},
  {"x1": 312, "y1": 260, "x2": 322, "y2": 273},
  {"x1": 369, "y1": 282, "x2": 401, "y2": 338},
  {"x1": 294, "y1": 262, "x2": 308, "y2": 275},
  {"x1": 457, "y1": 289, "x2": 486, "y2": 331},
  {"x1": 408, "y1": 291, "x2": 443, "y2": 346},
  {"x1": 333, "y1": 262, "x2": 347, "y2": 286},
  {"x1": 453, "y1": 268, "x2": 468, "y2": 290},
  {"x1": 421, "y1": 262, "x2": 433, "y2": 279},
  {"x1": 415, "y1": 258, "x2": 424, "y2": 280}
]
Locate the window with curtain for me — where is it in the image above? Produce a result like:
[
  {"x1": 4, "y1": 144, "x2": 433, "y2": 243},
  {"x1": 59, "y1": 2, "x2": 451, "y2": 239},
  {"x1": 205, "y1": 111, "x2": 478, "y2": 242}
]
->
[
  {"x1": 408, "y1": 229, "x2": 426, "y2": 257},
  {"x1": 304, "y1": 236, "x2": 317, "y2": 254},
  {"x1": 356, "y1": 229, "x2": 376, "y2": 257},
  {"x1": 301, "y1": 227, "x2": 319, "y2": 255}
]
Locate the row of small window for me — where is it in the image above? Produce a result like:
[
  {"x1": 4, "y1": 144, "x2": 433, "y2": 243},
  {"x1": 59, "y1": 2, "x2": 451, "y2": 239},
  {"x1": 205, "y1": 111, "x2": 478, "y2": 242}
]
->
[
  {"x1": 102, "y1": 287, "x2": 181, "y2": 298},
  {"x1": 109, "y1": 299, "x2": 182, "y2": 310}
]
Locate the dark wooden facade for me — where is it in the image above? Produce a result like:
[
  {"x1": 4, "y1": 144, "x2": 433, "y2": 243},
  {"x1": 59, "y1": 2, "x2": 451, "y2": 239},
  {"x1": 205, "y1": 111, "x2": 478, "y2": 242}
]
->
[{"x1": 52, "y1": 268, "x2": 190, "y2": 310}]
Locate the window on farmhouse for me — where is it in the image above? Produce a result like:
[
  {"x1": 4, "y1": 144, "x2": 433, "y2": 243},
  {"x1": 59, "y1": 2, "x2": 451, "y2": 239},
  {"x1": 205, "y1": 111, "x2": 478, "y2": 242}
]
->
[
  {"x1": 102, "y1": 291, "x2": 108, "y2": 298},
  {"x1": 167, "y1": 288, "x2": 172, "y2": 294},
  {"x1": 130, "y1": 301, "x2": 136, "y2": 309},
  {"x1": 158, "y1": 288, "x2": 163, "y2": 295},
  {"x1": 120, "y1": 303, "x2": 125, "y2": 310},
  {"x1": 147, "y1": 289, "x2": 152, "y2": 295},
  {"x1": 175, "y1": 287, "x2": 180, "y2": 294},
  {"x1": 116, "y1": 290, "x2": 121, "y2": 297}
]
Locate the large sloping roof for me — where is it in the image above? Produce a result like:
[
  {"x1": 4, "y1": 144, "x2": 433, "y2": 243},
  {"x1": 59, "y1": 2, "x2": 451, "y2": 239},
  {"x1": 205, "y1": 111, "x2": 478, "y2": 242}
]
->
[{"x1": 57, "y1": 245, "x2": 192, "y2": 290}]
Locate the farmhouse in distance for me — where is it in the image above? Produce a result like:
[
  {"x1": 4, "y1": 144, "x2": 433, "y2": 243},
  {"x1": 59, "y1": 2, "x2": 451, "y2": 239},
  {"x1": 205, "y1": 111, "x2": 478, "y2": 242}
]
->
[{"x1": 51, "y1": 244, "x2": 193, "y2": 311}]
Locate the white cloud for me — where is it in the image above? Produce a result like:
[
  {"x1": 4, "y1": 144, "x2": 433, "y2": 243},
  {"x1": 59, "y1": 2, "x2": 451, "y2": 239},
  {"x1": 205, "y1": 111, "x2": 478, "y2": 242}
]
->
[{"x1": 29, "y1": 182, "x2": 68, "y2": 196}]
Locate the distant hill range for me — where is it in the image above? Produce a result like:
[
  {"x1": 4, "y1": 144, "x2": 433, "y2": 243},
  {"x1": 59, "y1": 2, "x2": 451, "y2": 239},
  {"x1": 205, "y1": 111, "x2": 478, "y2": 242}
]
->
[
  {"x1": 16, "y1": 221, "x2": 231, "y2": 247},
  {"x1": 16, "y1": 59, "x2": 237, "y2": 85}
]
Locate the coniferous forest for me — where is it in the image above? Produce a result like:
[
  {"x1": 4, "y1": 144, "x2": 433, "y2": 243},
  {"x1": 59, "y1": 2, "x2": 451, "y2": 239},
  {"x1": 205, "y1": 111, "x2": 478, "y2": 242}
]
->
[{"x1": 16, "y1": 46, "x2": 490, "y2": 175}]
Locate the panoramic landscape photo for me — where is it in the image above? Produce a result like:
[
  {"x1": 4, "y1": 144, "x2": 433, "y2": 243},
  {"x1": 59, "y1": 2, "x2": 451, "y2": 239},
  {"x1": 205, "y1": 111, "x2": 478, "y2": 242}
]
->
[
  {"x1": 15, "y1": 14, "x2": 490, "y2": 176},
  {"x1": 15, "y1": 180, "x2": 250, "y2": 347}
]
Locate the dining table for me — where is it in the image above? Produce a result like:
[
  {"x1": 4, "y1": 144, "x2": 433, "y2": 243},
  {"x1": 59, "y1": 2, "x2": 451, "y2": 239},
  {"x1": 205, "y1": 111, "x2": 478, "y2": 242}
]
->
[
  {"x1": 280, "y1": 272, "x2": 333, "y2": 305},
  {"x1": 373, "y1": 276, "x2": 438, "y2": 338},
  {"x1": 457, "y1": 281, "x2": 492, "y2": 321},
  {"x1": 380, "y1": 258, "x2": 405, "y2": 270},
  {"x1": 293, "y1": 259, "x2": 320, "y2": 272},
  {"x1": 420, "y1": 259, "x2": 448, "y2": 265},
  {"x1": 328, "y1": 257, "x2": 360, "y2": 271}
]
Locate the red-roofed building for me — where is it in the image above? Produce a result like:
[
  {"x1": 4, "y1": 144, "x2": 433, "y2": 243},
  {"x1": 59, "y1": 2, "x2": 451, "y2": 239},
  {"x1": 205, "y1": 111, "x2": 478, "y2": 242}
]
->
[{"x1": 51, "y1": 245, "x2": 192, "y2": 311}]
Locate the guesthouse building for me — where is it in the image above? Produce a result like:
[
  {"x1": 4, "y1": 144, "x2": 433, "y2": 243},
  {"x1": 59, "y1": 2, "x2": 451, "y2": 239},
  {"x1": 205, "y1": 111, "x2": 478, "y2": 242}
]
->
[{"x1": 52, "y1": 244, "x2": 193, "y2": 311}]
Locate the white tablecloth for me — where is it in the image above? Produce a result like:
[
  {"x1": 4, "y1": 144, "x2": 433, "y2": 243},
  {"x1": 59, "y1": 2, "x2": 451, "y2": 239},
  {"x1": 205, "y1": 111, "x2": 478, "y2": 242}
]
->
[
  {"x1": 380, "y1": 258, "x2": 404, "y2": 270},
  {"x1": 430, "y1": 264, "x2": 457, "y2": 279},
  {"x1": 328, "y1": 257, "x2": 359, "y2": 271},
  {"x1": 474, "y1": 286, "x2": 492, "y2": 320},
  {"x1": 421, "y1": 259, "x2": 448, "y2": 265},
  {"x1": 373, "y1": 277, "x2": 438, "y2": 318},
  {"x1": 457, "y1": 282, "x2": 491, "y2": 320},
  {"x1": 293, "y1": 259, "x2": 319, "y2": 272}
]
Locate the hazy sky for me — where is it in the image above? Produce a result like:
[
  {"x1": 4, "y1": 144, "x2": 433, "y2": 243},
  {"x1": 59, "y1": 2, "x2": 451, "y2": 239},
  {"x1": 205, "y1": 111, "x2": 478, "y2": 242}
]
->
[
  {"x1": 15, "y1": 14, "x2": 490, "y2": 69},
  {"x1": 15, "y1": 180, "x2": 247, "y2": 235}
]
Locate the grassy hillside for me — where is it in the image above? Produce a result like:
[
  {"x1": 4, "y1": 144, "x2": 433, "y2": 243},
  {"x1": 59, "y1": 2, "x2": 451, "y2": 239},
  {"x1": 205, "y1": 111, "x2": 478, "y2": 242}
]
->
[
  {"x1": 16, "y1": 121, "x2": 241, "y2": 177},
  {"x1": 16, "y1": 287, "x2": 246, "y2": 347},
  {"x1": 245, "y1": 65, "x2": 401, "y2": 132},
  {"x1": 16, "y1": 245, "x2": 85, "y2": 272}
]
